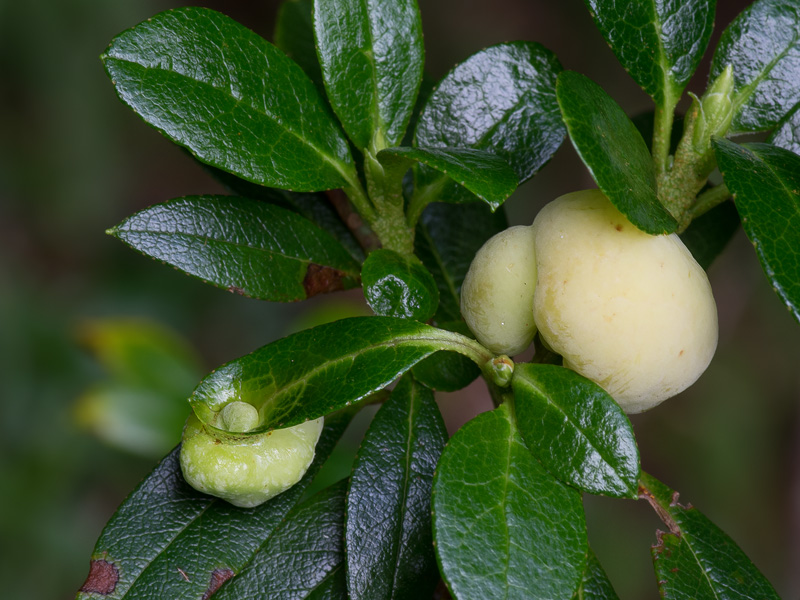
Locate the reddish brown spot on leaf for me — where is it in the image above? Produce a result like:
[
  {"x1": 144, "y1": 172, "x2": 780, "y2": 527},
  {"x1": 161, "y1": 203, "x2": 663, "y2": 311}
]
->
[
  {"x1": 227, "y1": 285, "x2": 246, "y2": 296},
  {"x1": 303, "y1": 263, "x2": 347, "y2": 298},
  {"x1": 202, "y1": 568, "x2": 234, "y2": 600},
  {"x1": 80, "y1": 559, "x2": 119, "y2": 595}
]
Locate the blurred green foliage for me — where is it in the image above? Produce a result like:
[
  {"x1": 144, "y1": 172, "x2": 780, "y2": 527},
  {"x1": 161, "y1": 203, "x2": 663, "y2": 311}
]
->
[{"x1": 1, "y1": 0, "x2": 796, "y2": 599}]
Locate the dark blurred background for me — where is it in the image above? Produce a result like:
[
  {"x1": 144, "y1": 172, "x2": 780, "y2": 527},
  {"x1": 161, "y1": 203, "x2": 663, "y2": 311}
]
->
[{"x1": 2, "y1": 0, "x2": 798, "y2": 598}]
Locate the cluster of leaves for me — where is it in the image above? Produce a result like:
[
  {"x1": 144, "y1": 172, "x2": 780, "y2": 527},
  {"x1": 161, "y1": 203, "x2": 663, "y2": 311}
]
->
[{"x1": 79, "y1": 0, "x2": 800, "y2": 598}]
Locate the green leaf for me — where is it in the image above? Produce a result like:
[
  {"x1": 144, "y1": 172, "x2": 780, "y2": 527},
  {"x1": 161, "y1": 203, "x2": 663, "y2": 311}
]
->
[
  {"x1": 361, "y1": 249, "x2": 439, "y2": 321},
  {"x1": 274, "y1": 0, "x2": 325, "y2": 96},
  {"x1": 415, "y1": 202, "x2": 508, "y2": 323},
  {"x1": 76, "y1": 413, "x2": 351, "y2": 600},
  {"x1": 512, "y1": 364, "x2": 640, "y2": 498},
  {"x1": 583, "y1": 0, "x2": 715, "y2": 106},
  {"x1": 572, "y1": 548, "x2": 620, "y2": 600},
  {"x1": 102, "y1": 7, "x2": 355, "y2": 192},
  {"x1": 557, "y1": 71, "x2": 678, "y2": 234},
  {"x1": 768, "y1": 100, "x2": 800, "y2": 156},
  {"x1": 432, "y1": 404, "x2": 587, "y2": 600},
  {"x1": 711, "y1": 0, "x2": 800, "y2": 133},
  {"x1": 714, "y1": 139, "x2": 800, "y2": 323},
  {"x1": 313, "y1": 0, "x2": 423, "y2": 150},
  {"x1": 679, "y1": 199, "x2": 740, "y2": 270},
  {"x1": 109, "y1": 196, "x2": 361, "y2": 302},
  {"x1": 345, "y1": 374, "x2": 447, "y2": 600},
  {"x1": 189, "y1": 316, "x2": 489, "y2": 432},
  {"x1": 380, "y1": 146, "x2": 518, "y2": 210},
  {"x1": 412, "y1": 321, "x2": 481, "y2": 392},
  {"x1": 641, "y1": 473, "x2": 780, "y2": 600},
  {"x1": 215, "y1": 479, "x2": 348, "y2": 600},
  {"x1": 414, "y1": 42, "x2": 564, "y2": 201}
]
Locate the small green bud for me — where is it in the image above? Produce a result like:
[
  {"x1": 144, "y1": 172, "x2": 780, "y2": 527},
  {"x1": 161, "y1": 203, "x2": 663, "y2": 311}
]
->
[
  {"x1": 692, "y1": 64, "x2": 735, "y2": 154},
  {"x1": 221, "y1": 401, "x2": 259, "y2": 432},
  {"x1": 484, "y1": 355, "x2": 515, "y2": 388}
]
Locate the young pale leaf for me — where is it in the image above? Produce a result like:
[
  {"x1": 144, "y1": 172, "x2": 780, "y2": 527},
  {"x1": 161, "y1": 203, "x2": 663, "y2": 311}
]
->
[
  {"x1": 345, "y1": 374, "x2": 447, "y2": 600},
  {"x1": 412, "y1": 321, "x2": 481, "y2": 391},
  {"x1": 432, "y1": 404, "x2": 587, "y2": 600},
  {"x1": 414, "y1": 42, "x2": 564, "y2": 202},
  {"x1": 768, "y1": 101, "x2": 800, "y2": 156},
  {"x1": 102, "y1": 7, "x2": 354, "y2": 191},
  {"x1": 679, "y1": 199, "x2": 740, "y2": 270},
  {"x1": 274, "y1": 0, "x2": 325, "y2": 96},
  {"x1": 641, "y1": 473, "x2": 780, "y2": 600},
  {"x1": 512, "y1": 364, "x2": 640, "y2": 498},
  {"x1": 583, "y1": 0, "x2": 715, "y2": 106},
  {"x1": 572, "y1": 548, "x2": 620, "y2": 600},
  {"x1": 314, "y1": 0, "x2": 423, "y2": 150},
  {"x1": 380, "y1": 146, "x2": 518, "y2": 211},
  {"x1": 415, "y1": 202, "x2": 508, "y2": 323},
  {"x1": 361, "y1": 249, "x2": 439, "y2": 321},
  {"x1": 76, "y1": 414, "x2": 351, "y2": 600},
  {"x1": 190, "y1": 317, "x2": 488, "y2": 432},
  {"x1": 109, "y1": 196, "x2": 361, "y2": 302},
  {"x1": 714, "y1": 139, "x2": 800, "y2": 323},
  {"x1": 214, "y1": 479, "x2": 348, "y2": 600},
  {"x1": 557, "y1": 71, "x2": 677, "y2": 234},
  {"x1": 711, "y1": 0, "x2": 800, "y2": 133}
]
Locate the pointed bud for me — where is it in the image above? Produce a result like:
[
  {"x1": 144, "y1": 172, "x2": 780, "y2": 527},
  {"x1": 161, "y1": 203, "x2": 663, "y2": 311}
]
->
[{"x1": 692, "y1": 64, "x2": 735, "y2": 154}]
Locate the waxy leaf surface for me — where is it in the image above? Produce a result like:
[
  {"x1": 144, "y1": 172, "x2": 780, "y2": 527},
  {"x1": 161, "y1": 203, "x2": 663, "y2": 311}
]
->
[
  {"x1": 642, "y1": 473, "x2": 780, "y2": 600},
  {"x1": 768, "y1": 101, "x2": 800, "y2": 156},
  {"x1": 314, "y1": 0, "x2": 423, "y2": 150},
  {"x1": 714, "y1": 139, "x2": 800, "y2": 323},
  {"x1": 76, "y1": 414, "x2": 350, "y2": 600},
  {"x1": 345, "y1": 375, "x2": 447, "y2": 600},
  {"x1": 274, "y1": 0, "x2": 325, "y2": 96},
  {"x1": 361, "y1": 249, "x2": 439, "y2": 321},
  {"x1": 557, "y1": 71, "x2": 677, "y2": 234},
  {"x1": 215, "y1": 480, "x2": 348, "y2": 600},
  {"x1": 110, "y1": 196, "x2": 361, "y2": 302},
  {"x1": 103, "y1": 7, "x2": 354, "y2": 191},
  {"x1": 432, "y1": 404, "x2": 587, "y2": 600},
  {"x1": 415, "y1": 42, "x2": 564, "y2": 202},
  {"x1": 572, "y1": 548, "x2": 620, "y2": 600},
  {"x1": 190, "y1": 317, "x2": 484, "y2": 432},
  {"x1": 381, "y1": 146, "x2": 518, "y2": 210},
  {"x1": 415, "y1": 202, "x2": 508, "y2": 323},
  {"x1": 412, "y1": 321, "x2": 480, "y2": 391},
  {"x1": 584, "y1": 0, "x2": 715, "y2": 106},
  {"x1": 711, "y1": 0, "x2": 800, "y2": 133},
  {"x1": 512, "y1": 364, "x2": 640, "y2": 498}
]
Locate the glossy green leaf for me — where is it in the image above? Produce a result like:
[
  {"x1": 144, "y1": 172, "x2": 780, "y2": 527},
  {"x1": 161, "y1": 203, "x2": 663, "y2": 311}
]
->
[
  {"x1": 361, "y1": 249, "x2": 439, "y2": 321},
  {"x1": 432, "y1": 404, "x2": 587, "y2": 600},
  {"x1": 380, "y1": 146, "x2": 518, "y2": 210},
  {"x1": 679, "y1": 199, "x2": 740, "y2": 270},
  {"x1": 190, "y1": 316, "x2": 488, "y2": 432},
  {"x1": 557, "y1": 71, "x2": 678, "y2": 234},
  {"x1": 102, "y1": 7, "x2": 355, "y2": 191},
  {"x1": 572, "y1": 548, "x2": 620, "y2": 600},
  {"x1": 77, "y1": 413, "x2": 351, "y2": 600},
  {"x1": 415, "y1": 202, "x2": 508, "y2": 323},
  {"x1": 414, "y1": 42, "x2": 564, "y2": 202},
  {"x1": 711, "y1": 0, "x2": 800, "y2": 133},
  {"x1": 714, "y1": 139, "x2": 800, "y2": 323},
  {"x1": 641, "y1": 473, "x2": 780, "y2": 600},
  {"x1": 215, "y1": 479, "x2": 348, "y2": 600},
  {"x1": 583, "y1": 0, "x2": 715, "y2": 106},
  {"x1": 412, "y1": 321, "x2": 480, "y2": 392},
  {"x1": 345, "y1": 375, "x2": 447, "y2": 600},
  {"x1": 768, "y1": 100, "x2": 800, "y2": 156},
  {"x1": 110, "y1": 196, "x2": 361, "y2": 302},
  {"x1": 274, "y1": 0, "x2": 325, "y2": 96},
  {"x1": 512, "y1": 364, "x2": 640, "y2": 498},
  {"x1": 314, "y1": 0, "x2": 423, "y2": 150}
]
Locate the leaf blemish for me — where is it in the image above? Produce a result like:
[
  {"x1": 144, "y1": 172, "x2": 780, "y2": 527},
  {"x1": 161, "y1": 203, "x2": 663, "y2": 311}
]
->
[
  {"x1": 303, "y1": 263, "x2": 348, "y2": 298},
  {"x1": 79, "y1": 559, "x2": 119, "y2": 596},
  {"x1": 202, "y1": 568, "x2": 235, "y2": 600}
]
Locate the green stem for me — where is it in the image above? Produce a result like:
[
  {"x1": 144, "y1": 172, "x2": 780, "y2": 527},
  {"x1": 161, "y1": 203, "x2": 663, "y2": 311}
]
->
[
  {"x1": 407, "y1": 177, "x2": 447, "y2": 229},
  {"x1": 685, "y1": 184, "x2": 731, "y2": 224},
  {"x1": 653, "y1": 99, "x2": 676, "y2": 181}
]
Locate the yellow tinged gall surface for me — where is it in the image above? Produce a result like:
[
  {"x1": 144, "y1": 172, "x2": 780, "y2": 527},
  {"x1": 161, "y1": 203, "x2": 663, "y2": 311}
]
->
[
  {"x1": 180, "y1": 414, "x2": 324, "y2": 507},
  {"x1": 532, "y1": 189, "x2": 718, "y2": 413},
  {"x1": 461, "y1": 225, "x2": 538, "y2": 356}
]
